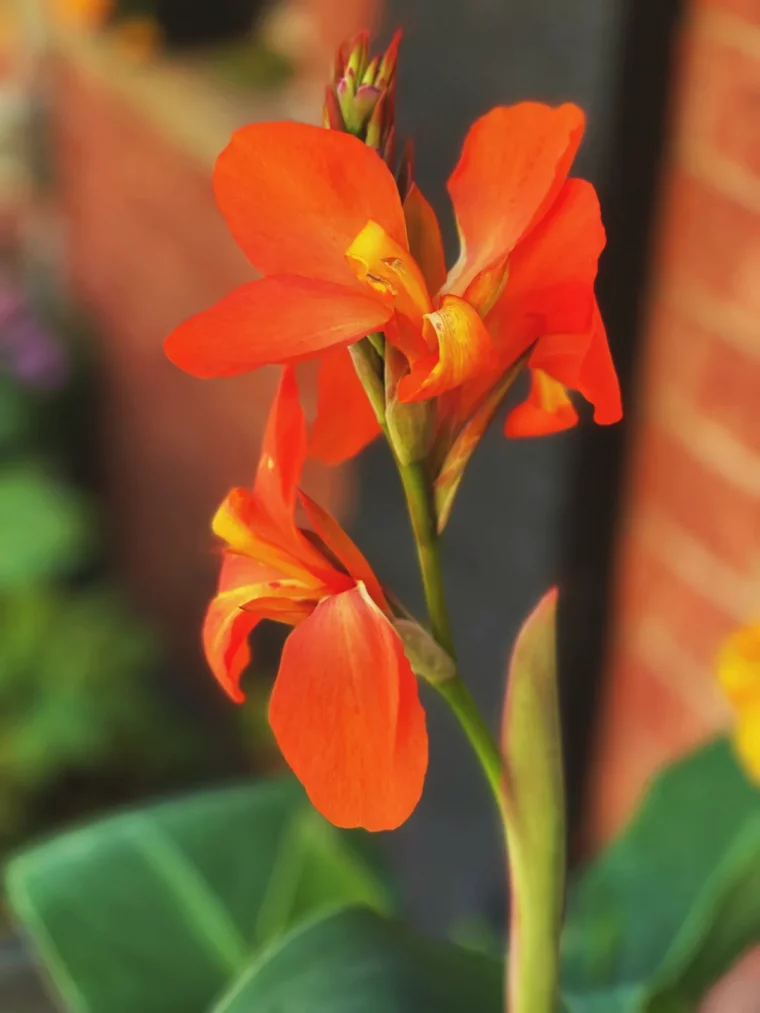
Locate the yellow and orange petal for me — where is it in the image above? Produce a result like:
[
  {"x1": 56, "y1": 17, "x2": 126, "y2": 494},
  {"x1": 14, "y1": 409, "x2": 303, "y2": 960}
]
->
[
  {"x1": 165, "y1": 275, "x2": 392, "y2": 379},
  {"x1": 203, "y1": 554, "x2": 275, "y2": 701},
  {"x1": 398, "y1": 295, "x2": 496, "y2": 402},
  {"x1": 269, "y1": 583, "x2": 428, "y2": 830},
  {"x1": 505, "y1": 370, "x2": 579, "y2": 437},
  {"x1": 346, "y1": 220, "x2": 433, "y2": 326},
  {"x1": 214, "y1": 122, "x2": 407, "y2": 287},
  {"x1": 446, "y1": 102, "x2": 586, "y2": 297}
]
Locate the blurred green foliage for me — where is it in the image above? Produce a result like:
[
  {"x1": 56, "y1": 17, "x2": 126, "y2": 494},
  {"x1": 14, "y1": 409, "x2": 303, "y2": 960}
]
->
[
  {"x1": 0, "y1": 287, "x2": 200, "y2": 852},
  {"x1": 6, "y1": 740, "x2": 760, "y2": 1011}
]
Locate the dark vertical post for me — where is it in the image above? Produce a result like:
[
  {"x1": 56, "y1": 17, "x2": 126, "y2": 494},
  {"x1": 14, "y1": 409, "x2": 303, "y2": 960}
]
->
[{"x1": 559, "y1": 0, "x2": 687, "y2": 854}]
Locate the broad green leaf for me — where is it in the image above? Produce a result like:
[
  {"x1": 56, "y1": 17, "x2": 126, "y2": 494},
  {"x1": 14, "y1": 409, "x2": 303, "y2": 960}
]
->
[
  {"x1": 6, "y1": 779, "x2": 392, "y2": 1013},
  {"x1": 0, "y1": 464, "x2": 91, "y2": 588},
  {"x1": 213, "y1": 906, "x2": 503, "y2": 1013},
  {"x1": 562, "y1": 737, "x2": 760, "y2": 1011}
]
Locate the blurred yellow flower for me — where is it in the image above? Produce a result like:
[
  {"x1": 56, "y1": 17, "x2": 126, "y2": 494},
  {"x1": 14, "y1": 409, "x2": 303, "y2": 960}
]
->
[{"x1": 718, "y1": 622, "x2": 760, "y2": 782}]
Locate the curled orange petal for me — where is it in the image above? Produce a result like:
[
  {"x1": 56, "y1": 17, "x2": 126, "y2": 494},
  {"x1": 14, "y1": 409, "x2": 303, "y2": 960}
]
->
[
  {"x1": 269, "y1": 583, "x2": 428, "y2": 831},
  {"x1": 505, "y1": 369, "x2": 579, "y2": 437},
  {"x1": 203, "y1": 554, "x2": 277, "y2": 701},
  {"x1": 530, "y1": 305, "x2": 622, "y2": 427},
  {"x1": 398, "y1": 294, "x2": 496, "y2": 402}
]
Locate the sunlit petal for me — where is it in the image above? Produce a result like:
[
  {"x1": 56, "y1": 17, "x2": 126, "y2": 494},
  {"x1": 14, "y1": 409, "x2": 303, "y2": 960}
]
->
[
  {"x1": 215, "y1": 122, "x2": 407, "y2": 286},
  {"x1": 446, "y1": 103, "x2": 585, "y2": 296},
  {"x1": 165, "y1": 276, "x2": 393, "y2": 379},
  {"x1": 269, "y1": 583, "x2": 428, "y2": 831}
]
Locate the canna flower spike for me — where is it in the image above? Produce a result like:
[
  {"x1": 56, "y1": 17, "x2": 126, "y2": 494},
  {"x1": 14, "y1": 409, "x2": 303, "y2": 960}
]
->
[
  {"x1": 205, "y1": 367, "x2": 428, "y2": 831},
  {"x1": 165, "y1": 34, "x2": 621, "y2": 473}
]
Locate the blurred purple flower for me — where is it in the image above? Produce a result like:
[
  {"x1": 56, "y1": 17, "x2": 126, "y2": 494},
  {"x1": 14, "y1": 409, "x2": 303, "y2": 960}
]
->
[{"x1": 0, "y1": 285, "x2": 69, "y2": 391}]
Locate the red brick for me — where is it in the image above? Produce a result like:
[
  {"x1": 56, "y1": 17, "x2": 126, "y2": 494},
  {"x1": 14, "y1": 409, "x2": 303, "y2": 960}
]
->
[
  {"x1": 588, "y1": 653, "x2": 717, "y2": 845},
  {"x1": 614, "y1": 527, "x2": 740, "y2": 674},
  {"x1": 643, "y1": 302, "x2": 760, "y2": 456},
  {"x1": 697, "y1": 0, "x2": 760, "y2": 25},
  {"x1": 679, "y1": 30, "x2": 760, "y2": 181},
  {"x1": 630, "y1": 423, "x2": 760, "y2": 575},
  {"x1": 658, "y1": 169, "x2": 760, "y2": 315}
]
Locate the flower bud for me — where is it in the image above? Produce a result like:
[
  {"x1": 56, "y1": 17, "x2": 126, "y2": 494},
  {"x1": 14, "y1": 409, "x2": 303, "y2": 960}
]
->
[{"x1": 324, "y1": 31, "x2": 409, "y2": 194}]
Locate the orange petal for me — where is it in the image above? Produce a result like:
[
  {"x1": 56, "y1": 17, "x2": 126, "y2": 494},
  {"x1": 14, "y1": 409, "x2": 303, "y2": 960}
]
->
[
  {"x1": 397, "y1": 294, "x2": 496, "y2": 402},
  {"x1": 446, "y1": 103, "x2": 585, "y2": 297},
  {"x1": 576, "y1": 306, "x2": 622, "y2": 425},
  {"x1": 505, "y1": 369, "x2": 579, "y2": 437},
  {"x1": 253, "y1": 366, "x2": 306, "y2": 524},
  {"x1": 299, "y1": 491, "x2": 388, "y2": 613},
  {"x1": 403, "y1": 184, "x2": 447, "y2": 297},
  {"x1": 346, "y1": 220, "x2": 432, "y2": 325},
  {"x1": 214, "y1": 122, "x2": 407, "y2": 286},
  {"x1": 165, "y1": 276, "x2": 393, "y2": 379},
  {"x1": 308, "y1": 346, "x2": 382, "y2": 465},
  {"x1": 203, "y1": 554, "x2": 274, "y2": 701},
  {"x1": 269, "y1": 583, "x2": 428, "y2": 831},
  {"x1": 489, "y1": 178, "x2": 606, "y2": 361},
  {"x1": 530, "y1": 304, "x2": 622, "y2": 426}
]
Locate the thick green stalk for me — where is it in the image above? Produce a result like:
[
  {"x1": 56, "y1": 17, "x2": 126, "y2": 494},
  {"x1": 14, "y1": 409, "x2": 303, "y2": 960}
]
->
[{"x1": 396, "y1": 460, "x2": 506, "y2": 822}]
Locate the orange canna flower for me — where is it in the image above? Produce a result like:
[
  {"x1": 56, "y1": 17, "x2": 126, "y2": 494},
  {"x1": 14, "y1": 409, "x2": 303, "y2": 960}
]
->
[
  {"x1": 204, "y1": 366, "x2": 428, "y2": 830},
  {"x1": 165, "y1": 100, "x2": 621, "y2": 464}
]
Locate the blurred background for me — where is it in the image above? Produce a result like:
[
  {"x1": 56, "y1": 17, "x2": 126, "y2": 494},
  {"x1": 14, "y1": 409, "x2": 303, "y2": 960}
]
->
[{"x1": 0, "y1": 0, "x2": 758, "y2": 1008}]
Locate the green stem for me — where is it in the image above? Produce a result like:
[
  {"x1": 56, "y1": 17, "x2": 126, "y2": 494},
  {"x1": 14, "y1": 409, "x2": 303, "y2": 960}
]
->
[
  {"x1": 397, "y1": 461, "x2": 455, "y2": 656},
  {"x1": 396, "y1": 460, "x2": 506, "y2": 821},
  {"x1": 397, "y1": 456, "x2": 562, "y2": 1013}
]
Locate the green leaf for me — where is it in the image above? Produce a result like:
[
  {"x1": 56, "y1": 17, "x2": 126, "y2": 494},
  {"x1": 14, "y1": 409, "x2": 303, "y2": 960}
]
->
[
  {"x1": 5, "y1": 779, "x2": 393, "y2": 1013},
  {"x1": 213, "y1": 906, "x2": 503, "y2": 1013},
  {"x1": 0, "y1": 464, "x2": 92, "y2": 588},
  {"x1": 562, "y1": 738, "x2": 760, "y2": 1011},
  {"x1": 502, "y1": 588, "x2": 564, "y2": 1012}
]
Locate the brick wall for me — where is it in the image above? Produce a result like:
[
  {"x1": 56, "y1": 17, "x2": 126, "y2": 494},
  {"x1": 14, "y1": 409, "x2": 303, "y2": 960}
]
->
[{"x1": 588, "y1": 1, "x2": 760, "y2": 1006}]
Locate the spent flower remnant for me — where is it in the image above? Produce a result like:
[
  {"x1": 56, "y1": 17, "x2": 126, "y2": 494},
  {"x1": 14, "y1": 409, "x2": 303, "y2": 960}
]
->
[
  {"x1": 165, "y1": 33, "x2": 621, "y2": 476},
  {"x1": 204, "y1": 366, "x2": 427, "y2": 831}
]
